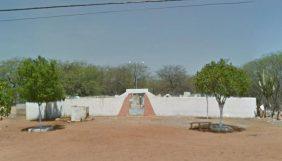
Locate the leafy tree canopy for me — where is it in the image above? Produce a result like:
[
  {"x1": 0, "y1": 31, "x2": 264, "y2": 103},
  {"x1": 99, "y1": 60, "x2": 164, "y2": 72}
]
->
[
  {"x1": 59, "y1": 62, "x2": 103, "y2": 96},
  {"x1": 243, "y1": 52, "x2": 282, "y2": 118},
  {"x1": 156, "y1": 65, "x2": 193, "y2": 95},
  {"x1": 0, "y1": 58, "x2": 21, "y2": 88},
  {"x1": 195, "y1": 59, "x2": 250, "y2": 105},
  {"x1": 0, "y1": 81, "x2": 13, "y2": 119},
  {"x1": 17, "y1": 56, "x2": 65, "y2": 104}
]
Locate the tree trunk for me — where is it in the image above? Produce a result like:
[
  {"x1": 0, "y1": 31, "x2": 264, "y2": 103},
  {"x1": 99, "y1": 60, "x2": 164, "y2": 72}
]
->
[
  {"x1": 256, "y1": 106, "x2": 260, "y2": 117},
  {"x1": 263, "y1": 103, "x2": 268, "y2": 118},
  {"x1": 219, "y1": 104, "x2": 224, "y2": 129},
  {"x1": 265, "y1": 97, "x2": 271, "y2": 118},
  {"x1": 256, "y1": 99, "x2": 261, "y2": 117},
  {"x1": 271, "y1": 109, "x2": 275, "y2": 118},
  {"x1": 38, "y1": 103, "x2": 42, "y2": 128}
]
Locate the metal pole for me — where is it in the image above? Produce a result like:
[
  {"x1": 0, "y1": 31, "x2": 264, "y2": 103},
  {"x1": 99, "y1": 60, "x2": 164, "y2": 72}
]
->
[
  {"x1": 135, "y1": 63, "x2": 137, "y2": 89},
  {"x1": 129, "y1": 60, "x2": 144, "y2": 89},
  {"x1": 206, "y1": 95, "x2": 209, "y2": 119},
  {"x1": 135, "y1": 75, "x2": 138, "y2": 89}
]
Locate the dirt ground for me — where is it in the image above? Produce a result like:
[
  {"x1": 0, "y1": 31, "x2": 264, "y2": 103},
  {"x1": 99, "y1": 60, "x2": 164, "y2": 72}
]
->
[{"x1": 1, "y1": 116, "x2": 282, "y2": 161}]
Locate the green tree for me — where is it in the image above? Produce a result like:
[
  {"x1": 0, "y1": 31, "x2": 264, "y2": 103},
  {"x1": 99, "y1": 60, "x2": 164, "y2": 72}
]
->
[
  {"x1": 100, "y1": 66, "x2": 132, "y2": 95},
  {"x1": 99, "y1": 63, "x2": 149, "y2": 95},
  {"x1": 243, "y1": 53, "x2": 282, "y2": 119},
  {"x1": 127, "y1": 62, "x2": 149, "y2": 89},
  {"x1": 243, "y1": 60, "x2": 264, "y2": 117},
  {"x1": 18, "y1": 56, "x2": 65, "y2": 125},
  {"x1": 195, "y1": 59, "x2": 250, "y2": 128},
  {"x1": 0, "y1": 58, "x2": 22, "y2": 103},
  {"x1": 0, "y1": 58, "x2": 21, "y2": 88},
  {"x1": 59, "y1": 62, "x2": 103, "y2": 96},
  {"x1": 0, "y1": 81, "x2": 13, "y2": 120},
  {"x1": 156, "y1": 65, "x2": 192, "y2": 95}
]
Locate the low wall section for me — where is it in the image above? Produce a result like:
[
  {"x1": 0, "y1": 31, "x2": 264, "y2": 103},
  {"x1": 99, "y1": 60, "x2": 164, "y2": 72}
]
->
[
  {"x1": 26, "y1": 92, "x2": 256, "y2": 120},
  {"x1": 26, "y1": 96, "x2": 125, "y2": 120},
  {"x1": 148, "y1": 94, "x2": 256, "y2": 118}
]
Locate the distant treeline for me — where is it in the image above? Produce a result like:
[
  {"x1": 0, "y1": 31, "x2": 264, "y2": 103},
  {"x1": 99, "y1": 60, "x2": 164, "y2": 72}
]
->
[
  {"x1": 0, "y1": 58, "x2": 194, "y2": 97},
  {"x1": 0, "y1": 52, "x2": 281, "y2": 100}
]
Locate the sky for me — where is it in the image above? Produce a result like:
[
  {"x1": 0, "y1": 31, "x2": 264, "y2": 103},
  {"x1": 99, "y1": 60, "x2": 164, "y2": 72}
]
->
[{"x1": 0, "y1": 0, "x2": 281, "y2": 74}]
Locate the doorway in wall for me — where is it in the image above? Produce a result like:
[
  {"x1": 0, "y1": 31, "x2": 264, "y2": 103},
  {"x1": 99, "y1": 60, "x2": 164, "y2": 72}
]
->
[{"x1": 129, "y1": 93, "x2": 145, "y2": 116}]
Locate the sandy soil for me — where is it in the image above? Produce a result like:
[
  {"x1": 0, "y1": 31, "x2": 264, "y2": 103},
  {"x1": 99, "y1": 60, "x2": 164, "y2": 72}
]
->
[{"x1": 1, "y1": 116, "x2": 282, "y2": 161}]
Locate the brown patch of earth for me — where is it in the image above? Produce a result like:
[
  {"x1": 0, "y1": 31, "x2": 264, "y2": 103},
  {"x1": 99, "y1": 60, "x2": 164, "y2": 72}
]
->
[{"x1": 0, "y1": 116, "x2": 282, "y2": 161}]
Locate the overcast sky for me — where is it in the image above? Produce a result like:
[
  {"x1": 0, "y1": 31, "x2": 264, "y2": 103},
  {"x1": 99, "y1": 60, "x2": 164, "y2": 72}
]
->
[{"x1": 0, "y1": 0, "x2": 281, "y2": 74}]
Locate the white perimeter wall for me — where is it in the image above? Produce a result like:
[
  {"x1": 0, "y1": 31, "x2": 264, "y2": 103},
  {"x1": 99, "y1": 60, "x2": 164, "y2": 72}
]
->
[
  {"x1": 26, "y1": 96, "x2": 125, "y2": 120},
  {"x1": 148, "y1": 94, "x2": 256, "y2": 118},
  {"x1": 26, "y1": 92, "x2": 256, "y2": 120}
]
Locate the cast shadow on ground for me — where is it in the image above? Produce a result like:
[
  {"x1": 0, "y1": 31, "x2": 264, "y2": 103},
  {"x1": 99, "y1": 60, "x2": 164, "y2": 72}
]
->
[
  {"x1": 190, "y1": 123, "x2": 245, "y2": 133},
  {"x1": 21, "y1": 124, "x2": 65, "y2": 132}
]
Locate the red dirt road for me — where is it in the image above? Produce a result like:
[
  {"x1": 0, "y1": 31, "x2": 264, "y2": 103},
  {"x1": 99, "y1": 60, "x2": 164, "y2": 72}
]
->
[{"x1": 1, "y1": 117, "x2": 282, "y2": 161}]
